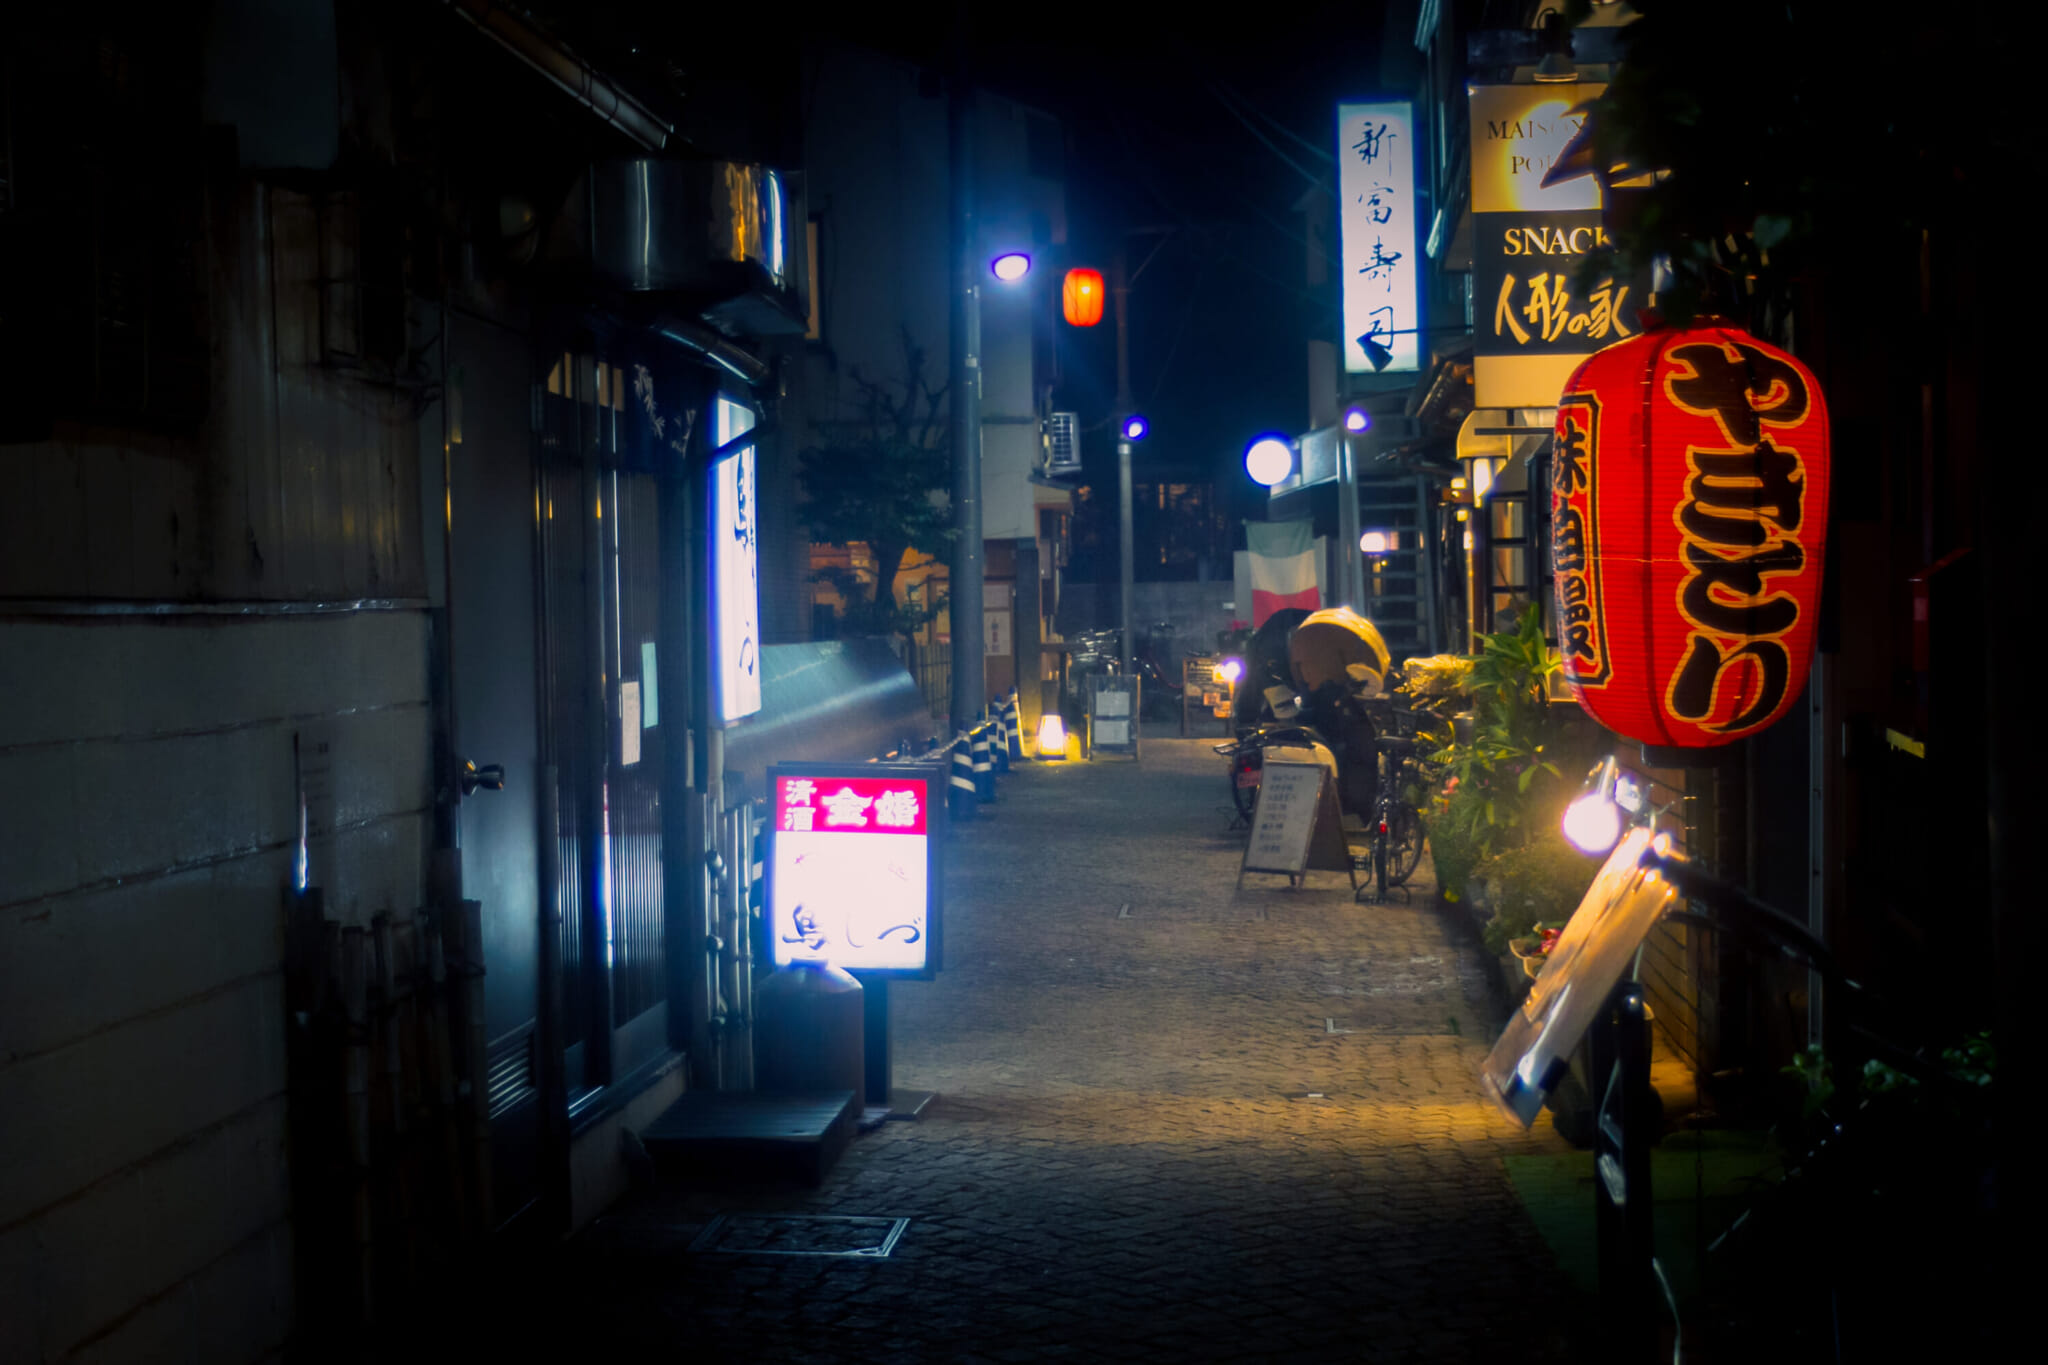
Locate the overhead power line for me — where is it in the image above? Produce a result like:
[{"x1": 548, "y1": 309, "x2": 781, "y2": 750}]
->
[
  {"x1": 1215, "y1": 83, "x2": 1333, "y2": 166},
  {"x1": 1208, "y1": 83, "x2": 1325, "y2": 189}
]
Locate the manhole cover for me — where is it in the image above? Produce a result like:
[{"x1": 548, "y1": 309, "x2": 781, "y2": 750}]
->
[{"x1": 689, "y1": 1214, "x2": 909, "y2": 1258}]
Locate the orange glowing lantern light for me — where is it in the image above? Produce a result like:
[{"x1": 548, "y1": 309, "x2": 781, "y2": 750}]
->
[
  {"x1": 1062, "y1": 268, "x2": 1105, "y2": 327},
  {"x1": 1551, "y1": 322, "x2": 1830, "y2": 748}
]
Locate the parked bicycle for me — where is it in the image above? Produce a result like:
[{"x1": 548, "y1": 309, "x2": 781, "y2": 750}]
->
[{"x1": 1362, "y1": 710, "x2": 1427, "y2": 901}]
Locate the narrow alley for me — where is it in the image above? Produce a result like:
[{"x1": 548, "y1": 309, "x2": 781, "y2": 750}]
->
[{"x1": 466, "y1": 736, "x2": 1585, "y2": 1362}]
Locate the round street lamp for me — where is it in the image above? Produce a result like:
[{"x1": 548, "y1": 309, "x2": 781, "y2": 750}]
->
[
  {"x1": 1244, "y1": 435, "x2": 1294, "y2": 487},
  {"x1": 991, "y1": 252, "x2": 1032, "y2": 282},
  {"x1": 1120, "y1": 414, "x2": 1149, "y2": 441},
  {"x1": 1343, "y1": 407, "x2": 1372, "y2": 433}
]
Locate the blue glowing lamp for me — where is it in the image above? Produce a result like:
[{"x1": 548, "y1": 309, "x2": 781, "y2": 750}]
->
[
  {"x1": 991, "y1": 252, "x2": 1032, "y2": 282},
  {"x1": 1244, "y1": 435, "x2": 1294, "y2": 487},
  {"x1": 1121, "y1": 414, "x2": 1149, "y2": 441}
]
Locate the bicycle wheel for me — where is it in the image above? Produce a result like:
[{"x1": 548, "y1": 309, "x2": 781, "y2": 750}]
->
[
  {"x1": 1384, "y1": 802, "x2": 1425, "y2": 887},
  {"x1": 1373, "y1": 822, "x2": 1390, "y2": 899},
  {"x1": 1229, "y1": 748, "x2": 1262, "y2": 821}
]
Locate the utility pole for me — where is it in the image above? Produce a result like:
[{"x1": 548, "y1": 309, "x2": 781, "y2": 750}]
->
[
  {"x1": 947, "y1": 12, "x2": 984, "y2": 736},
  {"x1": 1336, "y1": 430, "x2": 1363, "y2": 610},
  {"x1": 1113, "y1": 249, "x2": 1134, "y2": 681}
]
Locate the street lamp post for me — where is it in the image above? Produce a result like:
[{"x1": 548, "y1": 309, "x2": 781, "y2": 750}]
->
[
  {"x1": 948, "y1": 22, "x2": 984, "y2": 738},
  {"x1": 1336, "y1": 426, "x2": 1364, "y2": 611},
  {"x1": 1113, "y1": 249, "x2": 1135, "y2": 682}
]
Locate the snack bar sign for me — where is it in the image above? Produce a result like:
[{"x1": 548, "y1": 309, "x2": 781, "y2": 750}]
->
[
  {"x1": 1467, "y1": 83, "x2": 1650, "y2": 409},
  {"x1": 767, "y1": 769, "x2": 941, "y2": 976}
]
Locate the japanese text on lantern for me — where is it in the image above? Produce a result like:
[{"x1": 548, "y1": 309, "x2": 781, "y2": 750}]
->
[
  {"x1": 1551, "y1": 393, "x2": 1611, "y2": 687},
  {"x1": 1663, "y1": 342, "x2": 1814, "y2": 733}
]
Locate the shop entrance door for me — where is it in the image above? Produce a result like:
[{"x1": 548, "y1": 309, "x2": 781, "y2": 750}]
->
[{"x1": 445, "y1": 312, "x2": 546, "y2": 1229}]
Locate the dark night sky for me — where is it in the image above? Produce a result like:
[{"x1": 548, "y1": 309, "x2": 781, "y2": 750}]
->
[
  {"x1": 830, "y1": 4, "x2": 1411, "y2": 531},
  {"x1": 974, "y1": 4, "x2": 1409, "y2": 521}
]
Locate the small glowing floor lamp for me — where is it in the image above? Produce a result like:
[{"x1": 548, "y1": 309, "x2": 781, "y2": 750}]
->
[{"x1": 1036, "y1": 713, "x2": 1069, "y2": 761}]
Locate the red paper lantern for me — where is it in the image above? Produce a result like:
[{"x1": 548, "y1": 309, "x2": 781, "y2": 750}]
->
[
  {"x1": 1550, "y1": 323, "x2": 1830, "y2": 748},
  {"x1": 1062, "y1": 268, "x2": 1105, "y2": 327}
]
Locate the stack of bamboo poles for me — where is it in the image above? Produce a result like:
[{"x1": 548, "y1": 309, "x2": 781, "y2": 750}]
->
[{"x1": 284, "y1": 890, "x2": 492, "y2": 1336}]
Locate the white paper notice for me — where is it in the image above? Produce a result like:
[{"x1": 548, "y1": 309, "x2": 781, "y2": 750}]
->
[
  {"x1": 620, "y1": 682, "x2": 642, "y2": 766},
  {"x1": 1243, "y1": 761, "x2": 1324, "y2": 875}
]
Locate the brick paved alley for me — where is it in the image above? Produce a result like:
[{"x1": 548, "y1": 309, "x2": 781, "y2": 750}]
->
[{"x1": 466, "y1": 735, "x2": 1587, "y2": 1363}]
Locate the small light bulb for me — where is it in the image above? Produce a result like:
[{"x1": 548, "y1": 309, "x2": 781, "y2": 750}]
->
[{"x1": 1563, "y1": 793, "x2": 1624, "y2": 855}]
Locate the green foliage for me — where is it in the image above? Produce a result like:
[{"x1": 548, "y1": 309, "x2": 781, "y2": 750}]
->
[
  {"x1": 799, "y1": 328, "x2": 954, "y2": 633},
  {"x1": 813, "y1": 567, "x2": 946, "y2": 639},
  {"x1": 1425, "y1": 787, "x2": 1484, "y2": 906},
  {"x1": 1476, "y1": 834, "x2": 1605, "y2": 955},
  {"x1": 1782, "y1": 1032, "x2": 1996, "y2": 1129},
  {"x1": 1409, "y1": 605, "x2": 1571, "y2": 897}
]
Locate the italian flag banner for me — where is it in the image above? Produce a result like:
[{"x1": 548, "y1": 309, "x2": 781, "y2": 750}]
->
[{"x1": 1246, "y1": 520, "x2": 1320, "y2": 626}]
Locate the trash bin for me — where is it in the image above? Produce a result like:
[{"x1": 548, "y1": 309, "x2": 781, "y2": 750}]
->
[{"x1": 753, "y1": 961, "x2": 865, "y2": 1111}]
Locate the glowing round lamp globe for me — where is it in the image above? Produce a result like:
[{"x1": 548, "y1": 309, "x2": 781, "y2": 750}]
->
[
  {"x1": 1360, "y1": 531, "x2": 1390, "y2": 555},
  {"x1": 991, "y1": 252, "x2": 1032, "y2": 282},
  {"x1": 1343, "y1": 408, "x2": 1371, "y2": 433},
  {"x1": 1562, "y1": 792, "x2": 1624, "y2": 855},
  {"x1": 1244, "y1": 437, "x2": 1293, "y2": 487},
  {"x1": 1121, "y1": 414, "x2": 1149, "y2": 441}
]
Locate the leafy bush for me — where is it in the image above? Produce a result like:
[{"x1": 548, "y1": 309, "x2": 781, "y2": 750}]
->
[
  {"x1": 1404, "y1": 605, "x2": 1592, "y2": 904},
  {"x1": 1426, "y1": 784, "x2": 1485, "y2": 904},
  {"x1": 1476, "y1": 831, "x2": 1605, "y2": 955}
]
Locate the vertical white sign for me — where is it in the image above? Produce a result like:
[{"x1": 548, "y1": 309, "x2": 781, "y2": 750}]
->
[
  {"x1": 1337, "y1": 102, "x2": 1420, "y2": 375},
  {"x1": 713, "y1": 397, "x2": 762, "y2": 723}
]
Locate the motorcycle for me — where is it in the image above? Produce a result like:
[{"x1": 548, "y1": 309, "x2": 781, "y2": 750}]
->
[
  {"x1": 1216, "y1": 607, "x2": 1393, "y2": 826},
  {"x1": 1215, "y1": 679, "x2": 1381, "y2": 825}
]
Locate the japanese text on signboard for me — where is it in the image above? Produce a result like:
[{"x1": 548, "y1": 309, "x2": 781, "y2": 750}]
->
[
  {"x1": 1338, "y1": 102, "x2": 1419, "y2": 374},
  {"x1": 714, "y1": 398, "x2": 762, "y2": 723},
  {"x1": 770, "y1": 774, "x2": 931, "y2": 973}
]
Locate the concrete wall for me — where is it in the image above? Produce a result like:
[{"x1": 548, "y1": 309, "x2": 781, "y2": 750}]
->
[{"x1": 0, "y1": 610, "x2": 431, "y2": 1362}]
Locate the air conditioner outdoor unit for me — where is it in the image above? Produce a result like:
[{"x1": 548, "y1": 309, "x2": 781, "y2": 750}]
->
[{"x1": 1043, "y1": 411, "x2": 1081, "y2": 474}]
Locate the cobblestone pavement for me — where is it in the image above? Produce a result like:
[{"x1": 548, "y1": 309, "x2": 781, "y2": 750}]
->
[{"x1": 489, "y1": 736, "x2": 1586, "y2": 1362}]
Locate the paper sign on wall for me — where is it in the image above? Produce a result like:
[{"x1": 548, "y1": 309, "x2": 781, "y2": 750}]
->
[{"x1": 620, "y1": 682, "x2": 642, "y2": 765}]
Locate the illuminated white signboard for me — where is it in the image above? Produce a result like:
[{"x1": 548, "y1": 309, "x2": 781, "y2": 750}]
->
[
  {"x1": 1337, "y1": 101, "x2": 1420, "y2": 374},
  {"x1": 712, "y1": 397, "x2": 762, "y2": 723},
  {"x1": 767, "y1": 767, "x2": 942, "y2": 977}
]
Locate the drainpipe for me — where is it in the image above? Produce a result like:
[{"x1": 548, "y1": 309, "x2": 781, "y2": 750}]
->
[{"x1": 442, "y1": 0, "x2": 674, "y2": 152}]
